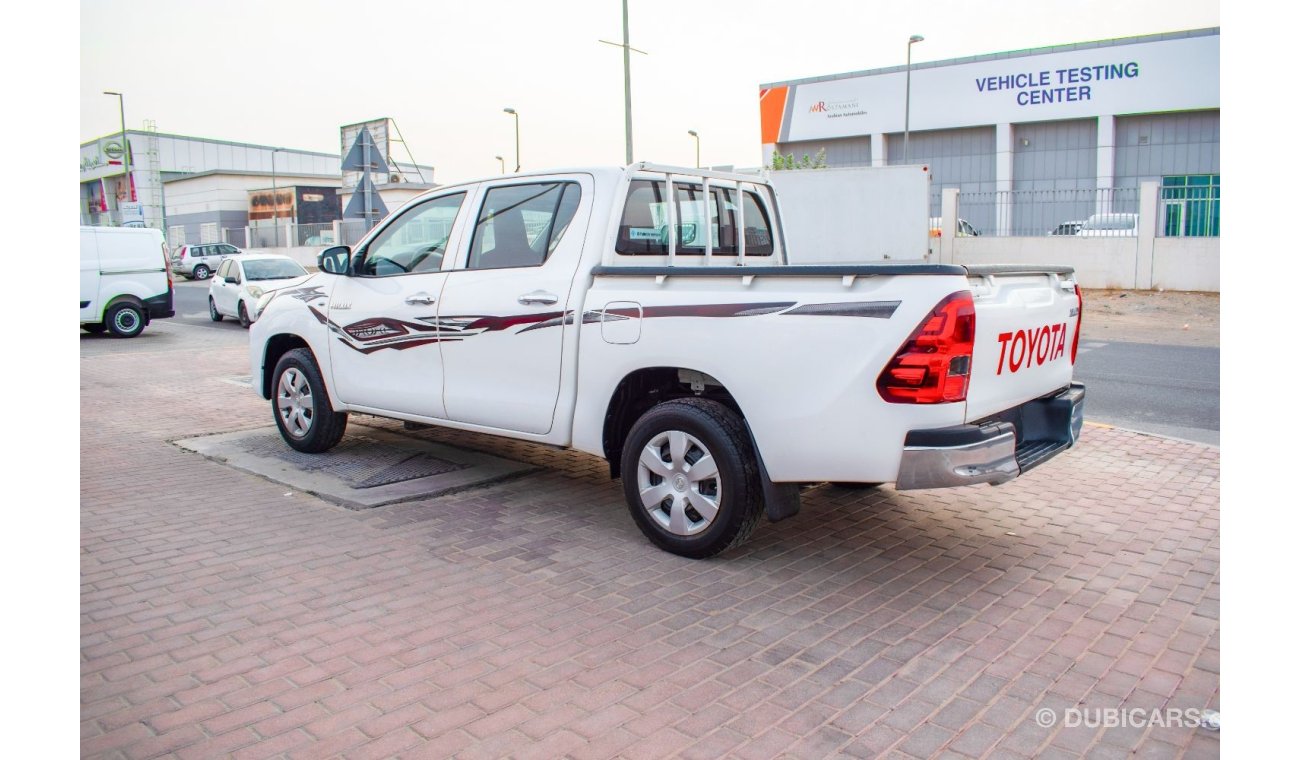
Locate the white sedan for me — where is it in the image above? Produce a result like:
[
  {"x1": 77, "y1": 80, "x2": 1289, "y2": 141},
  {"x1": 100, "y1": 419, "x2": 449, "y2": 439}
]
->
[{"x1": 208, "y1": 254, "x2": 310, "y2": 327}]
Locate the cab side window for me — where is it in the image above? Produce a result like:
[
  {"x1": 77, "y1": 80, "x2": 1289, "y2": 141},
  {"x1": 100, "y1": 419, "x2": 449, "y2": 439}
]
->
[
  {"x1": 358, "y1": 193, "x2": 466, "y2": 277},
  {"x1": 615, "y1": 180, "x2": 773, "y2": 256},
  {"x1": 467, "y1": 182, "x2": 580, "y2": 270}
]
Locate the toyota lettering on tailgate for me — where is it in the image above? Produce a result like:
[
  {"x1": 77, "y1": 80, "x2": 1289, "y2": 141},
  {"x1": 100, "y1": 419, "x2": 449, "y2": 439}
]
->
[{"x1": 996, "y1": 323, "x2": 1069, "y2": 375}]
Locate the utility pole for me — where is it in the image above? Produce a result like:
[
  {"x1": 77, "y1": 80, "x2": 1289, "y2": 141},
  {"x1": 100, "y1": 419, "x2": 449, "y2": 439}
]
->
[{"x1": 599, "y1": 1, "x2": 647, "y2": 165}]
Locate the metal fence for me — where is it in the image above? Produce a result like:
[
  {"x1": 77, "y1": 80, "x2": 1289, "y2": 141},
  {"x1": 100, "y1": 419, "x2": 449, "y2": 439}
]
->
[
  {"x1": 292, "y1": 223, "x2": 334, "y2": 246},
  {"x1": 956, "y1": 187, "x2": 1141, "y2": 237},
  {"x1": 338, "y1": 219, "x2": 378, "y2": 247}
]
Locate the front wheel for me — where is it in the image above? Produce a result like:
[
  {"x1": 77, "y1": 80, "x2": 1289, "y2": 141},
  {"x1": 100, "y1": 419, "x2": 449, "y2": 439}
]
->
[
  {"x1": 272, "y1": 348, "x2": 347, "y2": 453},
  {"x1": 105, "y1": 302, "x2": 145, "y2": 338},
  {"x1": 208, "y1": 297, "x2": 223, "y2": 322},
  {"x1": 238, "y1": 301, "x2": 251, "y2": 328},
  {"x1": 620, "y1": 398, "x2": 763, "y2": 559}
]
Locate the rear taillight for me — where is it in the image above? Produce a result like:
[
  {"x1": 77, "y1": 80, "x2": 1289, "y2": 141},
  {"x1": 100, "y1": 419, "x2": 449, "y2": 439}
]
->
[
  {"x1": 877, "y1": 291, "x2": 976, "y2": 404},
  {"x1": 1070, "y1": 284, "x2": 1083, "y2": 364}
]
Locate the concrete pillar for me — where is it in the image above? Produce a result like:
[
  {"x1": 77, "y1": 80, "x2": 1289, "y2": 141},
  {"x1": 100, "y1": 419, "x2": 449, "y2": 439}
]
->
[
  {"x1": 871, "y1": 133, "x2": 886, "y2": 167},
  {"x1": 331, "y1": 219, "x2": 343, "y2": 246},
  {"x1": 995, "y1": 123, "x2": 1013, "y2": 235},
  {"x1": 1135, "y1": 180, "x2": 1159, "y2": 289},
  {"x1": 1096, "y1": 115, "x2": 1116, "y2": 216},
  {"x1": 940, "y1": 188, "x2": 959, "y2": 264}
]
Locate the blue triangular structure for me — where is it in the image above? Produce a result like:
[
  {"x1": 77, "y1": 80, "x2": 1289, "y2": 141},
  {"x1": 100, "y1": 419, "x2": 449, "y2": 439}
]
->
[
  {"x1": 341, "y1": 127, "x2": 390, "y2": 175},
  {"x1": 343, "y1": 174, "x2": 389, "y2": 219}
]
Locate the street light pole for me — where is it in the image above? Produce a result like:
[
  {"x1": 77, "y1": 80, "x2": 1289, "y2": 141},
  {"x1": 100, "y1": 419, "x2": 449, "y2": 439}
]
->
[
  {"x1": 503, "y1": 108, "x2": 520, "y2": 171},
  {"x1": 495, "y1": 155, "x2": 505, "y2": 174},
  {"x1": 904, "y1": 34, "x2": 924, "y2": 164},
  {"x1": 103, "y1": 91, "x2": 130, "y2": 224},
  {"x1": 688, "y1": 130, "x2": 700, "y2": 169}
]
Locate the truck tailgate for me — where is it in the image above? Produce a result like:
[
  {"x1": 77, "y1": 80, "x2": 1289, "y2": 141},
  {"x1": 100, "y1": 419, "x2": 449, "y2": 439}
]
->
[{"x1": 964, "y1": 267, "x2": 1079, "y2": 423}]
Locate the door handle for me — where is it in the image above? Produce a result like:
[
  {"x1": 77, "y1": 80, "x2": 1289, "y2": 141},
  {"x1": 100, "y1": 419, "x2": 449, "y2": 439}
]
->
[
  {"x1": 405, "y1": 292, "x2": 436, "y2": 305},
  {"x1": 517, "y1": 291, "x2": 559, "y2": 306}
]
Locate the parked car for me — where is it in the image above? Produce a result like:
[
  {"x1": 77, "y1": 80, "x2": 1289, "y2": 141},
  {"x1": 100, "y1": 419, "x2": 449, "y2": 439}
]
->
[
  {"x1": 251, "y1": 164, "x2": 1085, "y2": 558},
  {"x1": 81, "y1": 226, "x2": 175, "y2": 338},
  {"x1": 1077, "y1": 213, "x2": 1138, "y2": 237},
  {"x1": 172, "y1": 243, "x2": 242, "y2": 280},
  {"x1": 1049, "y1": 220, "x2": 1085, "y2": 236},
  {"x1": 209, "y1": 254, "x2": 310, "y2": 328},
  {"x1": 928, "y1": 217, "x2": 981, "y2": 237}
]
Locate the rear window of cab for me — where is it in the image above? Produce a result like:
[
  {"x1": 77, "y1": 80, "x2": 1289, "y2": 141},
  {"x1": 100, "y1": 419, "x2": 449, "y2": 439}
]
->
[{"x1": 616, "y1": 180, "x2": 774, "y2": 256}]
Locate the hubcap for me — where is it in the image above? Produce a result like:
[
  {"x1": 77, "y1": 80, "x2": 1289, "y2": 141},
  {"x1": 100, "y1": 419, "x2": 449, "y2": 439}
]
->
[
  {"x1": 276, "y1": 368, "x2": 315, "y2": 438},
  {"x1": 115, "y1": 310, "x2": 139, "y2": 332},
  {"x1": 636, "y1": 430, "x2": 721, "y2": 536}
]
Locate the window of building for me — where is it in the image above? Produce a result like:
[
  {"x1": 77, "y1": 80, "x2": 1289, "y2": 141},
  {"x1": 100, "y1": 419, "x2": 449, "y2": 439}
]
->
[
  {"x1": 1161, "y1": 175, "x2": 1219, "y2": 237},
  {"x1": 615, "y1": 180, "x2": 774, "y2": 256},
  {"x1": 200, "y1": 223, "x2": 219, "y2": 244}
]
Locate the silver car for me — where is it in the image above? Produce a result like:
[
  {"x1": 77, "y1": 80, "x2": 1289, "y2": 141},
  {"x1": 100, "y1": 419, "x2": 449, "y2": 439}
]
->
[{"x1": 171, "y1": 243, "x2": 242, "y2": 280}]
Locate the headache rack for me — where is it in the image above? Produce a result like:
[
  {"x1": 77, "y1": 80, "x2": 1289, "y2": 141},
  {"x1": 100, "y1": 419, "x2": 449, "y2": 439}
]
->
[{"x1": 609, "y1": 162, "x2": 789, "y2": 268}]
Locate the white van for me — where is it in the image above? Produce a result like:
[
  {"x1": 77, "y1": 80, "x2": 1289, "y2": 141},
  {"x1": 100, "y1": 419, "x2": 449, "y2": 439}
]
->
[
  {"x1": 80, "y1": 226, "x2": 175, "y2": 338},
  {"x1": 1077, "y1": 213, "x2": 1138, "y2": 237}
]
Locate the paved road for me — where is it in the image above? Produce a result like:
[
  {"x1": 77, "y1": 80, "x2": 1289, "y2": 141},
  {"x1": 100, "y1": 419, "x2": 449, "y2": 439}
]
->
[{"x1": 1074, "y1": 339, "x2": 1220, "y2": 445}]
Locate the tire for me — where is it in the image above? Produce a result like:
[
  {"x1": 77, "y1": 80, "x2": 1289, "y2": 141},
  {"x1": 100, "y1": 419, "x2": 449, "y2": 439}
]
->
[
  {"x1": 82, "y1": 323, "x2": 107, "y2": 334},
  {"x1": 238, "y1": 301, "x2": 251, "y2": 328},
  {"x1": 620, "y1": 398, "x2": 763, "y2": 559},
  {"x1": 208, "y1": 297, "x2": 223, "y2": 322},
  {"x1": 272, "y1": 348, "x2": 348, "y2": 453},
  {"x1": 830, "y1": 482, "x2": 883, "y2": 490},
  {"x1": 193, "y1": 264, "x2": 211, "y2": 280},
  {"x1": 105, "y1": 302, "x2": 146, "y2": 338}
]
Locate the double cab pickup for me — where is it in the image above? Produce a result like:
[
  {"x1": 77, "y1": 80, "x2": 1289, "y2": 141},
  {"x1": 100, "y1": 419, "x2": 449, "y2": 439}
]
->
[{"x1": 250, "y1": 163, "x2": 1084, "y2": 558}]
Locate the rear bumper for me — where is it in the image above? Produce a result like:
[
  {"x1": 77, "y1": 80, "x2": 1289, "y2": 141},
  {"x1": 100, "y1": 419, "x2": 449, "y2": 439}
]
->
[
  {"x1": 144, "y1": 290, "x2": 175, "y2": 320},
  {"x1": 896, "y1": 383, "x2": 1085, "y2": 490}
]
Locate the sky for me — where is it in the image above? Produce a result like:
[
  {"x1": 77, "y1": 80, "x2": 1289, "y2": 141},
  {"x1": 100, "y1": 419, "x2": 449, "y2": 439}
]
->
[{"x1": 80, "y1": 0, "x2": 1219, "y2": 184}]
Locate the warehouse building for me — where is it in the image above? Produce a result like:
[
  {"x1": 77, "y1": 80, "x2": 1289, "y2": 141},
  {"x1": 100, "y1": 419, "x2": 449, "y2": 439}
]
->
[{"x1": 758, "y1": 28, "x2": 1219, "y2": 237}]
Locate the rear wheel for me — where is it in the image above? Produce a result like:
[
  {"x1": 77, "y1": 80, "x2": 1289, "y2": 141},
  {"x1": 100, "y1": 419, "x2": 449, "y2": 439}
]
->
[
  {"x1": 193, "y1": 264, "x2": 211, "y2": 280},
  {"x1": 272, "y1": 348, "x2": 347, "y2": 453},
  {"x1": 105, "y1": 302, "x2": 145, "y2": 338},
  {"x1": 620, "y1": 398, "x2": 763, "y2": 559}
]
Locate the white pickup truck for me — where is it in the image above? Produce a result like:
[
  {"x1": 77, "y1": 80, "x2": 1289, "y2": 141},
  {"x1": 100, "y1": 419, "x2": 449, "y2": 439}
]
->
[{"x1": 250, "y1": 164, "x2": 1084, "y2": 558}]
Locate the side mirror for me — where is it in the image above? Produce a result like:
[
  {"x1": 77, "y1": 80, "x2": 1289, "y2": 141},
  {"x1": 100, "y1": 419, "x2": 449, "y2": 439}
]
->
[{"x1": 318, "y1": 246, "x2": 352, "y2": 275}]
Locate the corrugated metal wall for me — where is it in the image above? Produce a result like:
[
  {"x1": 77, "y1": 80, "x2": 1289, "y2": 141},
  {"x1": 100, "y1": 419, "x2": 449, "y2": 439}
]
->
[
  {"x1": 887, "y1": 127, "x2": 996, "y2": 229},
  {"x1": 1012, "y1": 119, "x2": 1099, "y2": 233},
  {"x1": 1114, "y1": 110, "x2": 1219, "y2": 187},
  {"x1": 1013, "y1": 119, "x2": 1098, "y2": 191},
  {"x1": 774, "y1": 136, "x2": 871, "y2": 168}
]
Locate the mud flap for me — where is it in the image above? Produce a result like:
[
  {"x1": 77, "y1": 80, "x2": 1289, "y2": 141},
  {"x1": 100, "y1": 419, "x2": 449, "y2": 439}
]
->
[{"x1": 744, "y1": 420, "x2": 801, "y2": 523}]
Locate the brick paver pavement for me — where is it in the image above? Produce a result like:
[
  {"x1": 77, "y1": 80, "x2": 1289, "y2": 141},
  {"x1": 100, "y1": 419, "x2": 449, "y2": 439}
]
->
[{"x1": 81, "y1": 333, "x2": 1219, "y2": 758}]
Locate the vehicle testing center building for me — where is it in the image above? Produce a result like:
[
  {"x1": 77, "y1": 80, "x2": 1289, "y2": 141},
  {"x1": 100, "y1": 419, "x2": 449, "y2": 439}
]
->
[{"x1": 758, "y1": 28, "x2": 1219, "y2": 242}]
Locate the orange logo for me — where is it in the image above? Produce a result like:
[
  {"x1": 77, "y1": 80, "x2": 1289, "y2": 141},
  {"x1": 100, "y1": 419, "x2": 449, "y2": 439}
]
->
[{"x1": 809, "y1": 101, "x2": 827, "y2": 113}]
